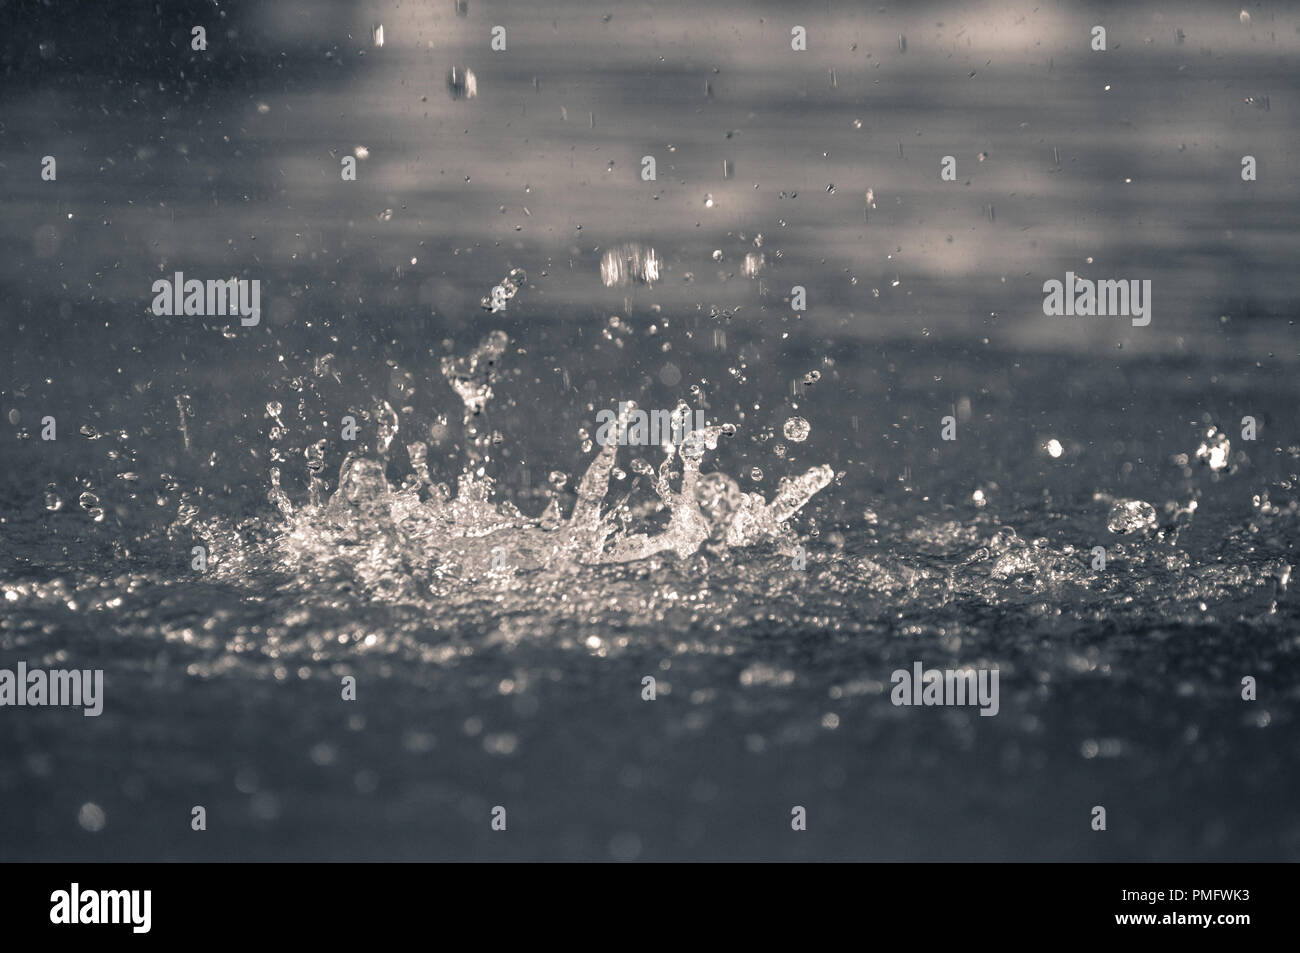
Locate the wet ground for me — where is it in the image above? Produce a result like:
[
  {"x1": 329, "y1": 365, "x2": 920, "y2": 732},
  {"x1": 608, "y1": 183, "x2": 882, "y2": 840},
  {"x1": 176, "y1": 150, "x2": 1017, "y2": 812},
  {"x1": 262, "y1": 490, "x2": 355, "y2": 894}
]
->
[{"x1": 1, "y1": 1, "x2": 1297, "y2": 860}]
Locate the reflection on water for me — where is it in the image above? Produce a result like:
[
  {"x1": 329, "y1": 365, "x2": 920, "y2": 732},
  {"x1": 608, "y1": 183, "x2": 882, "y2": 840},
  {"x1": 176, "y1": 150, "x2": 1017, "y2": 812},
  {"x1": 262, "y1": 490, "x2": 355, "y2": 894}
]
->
[{"x1": 1, "y1": 0, "x2": 1298, "y2": 860}]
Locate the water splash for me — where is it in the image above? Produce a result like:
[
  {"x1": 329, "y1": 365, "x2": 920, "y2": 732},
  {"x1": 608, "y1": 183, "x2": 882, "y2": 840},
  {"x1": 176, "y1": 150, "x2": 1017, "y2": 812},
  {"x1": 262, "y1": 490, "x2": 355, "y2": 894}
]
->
[{"x1": 249, "y1": 335, "x2": 835, "y2": 604}]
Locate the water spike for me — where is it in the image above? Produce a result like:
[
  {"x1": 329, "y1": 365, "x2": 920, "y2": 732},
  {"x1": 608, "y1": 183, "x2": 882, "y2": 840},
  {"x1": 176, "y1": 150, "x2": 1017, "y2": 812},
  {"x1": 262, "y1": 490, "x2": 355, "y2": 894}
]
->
[
  {"x1": 653, "y1": 447, "x2": 677, "y2": 503},
  {"x1": 268, "y1": 467, "x2": 294, "y2": 518},
  {"x1": 406, "y1": 441, "x2": 432, "y2": 488},
  {"x1": 376, "y1": 400, "x2": 399, "y2": 458},
  {"x1": 768, "y1": 465, "x2": 834, "y2": 524},
  {"x1": 570, "y1": 401, "x2": 632, "y2": 533},
  {"x1": 269, "y1": 348, "x2": 831, "y2": 577}
]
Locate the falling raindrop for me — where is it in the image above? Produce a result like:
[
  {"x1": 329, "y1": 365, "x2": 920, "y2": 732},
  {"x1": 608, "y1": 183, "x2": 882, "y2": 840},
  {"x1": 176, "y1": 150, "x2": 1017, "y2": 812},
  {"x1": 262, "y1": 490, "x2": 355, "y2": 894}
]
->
[
  {"x1": 600, "y1": 243, "x2": 660, "y2": 287},
  {"x1": 447, "y1": 67, "x2": 478, "y2": 100}
]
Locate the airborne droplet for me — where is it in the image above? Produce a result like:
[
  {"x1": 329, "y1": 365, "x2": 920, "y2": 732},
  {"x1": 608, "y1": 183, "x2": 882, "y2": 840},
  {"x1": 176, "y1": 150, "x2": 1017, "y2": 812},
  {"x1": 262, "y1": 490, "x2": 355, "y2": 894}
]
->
[
  {"x1": 1195, "y1": 428, "x2": 1230, "y2": 471},
  {"x1": 1107, "y1": 500, "x2": 1157, "y2": 535},
  {"x1": 783, "y1": 417, "x2": 811, "y2": 443}
]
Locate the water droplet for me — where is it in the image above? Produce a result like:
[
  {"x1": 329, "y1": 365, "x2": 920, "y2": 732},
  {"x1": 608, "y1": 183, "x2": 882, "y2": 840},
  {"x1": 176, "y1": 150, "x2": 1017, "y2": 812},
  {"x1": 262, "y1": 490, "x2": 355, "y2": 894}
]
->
[
  {"x1": 337, "y1": 459, "x2": 389, "y2": 506},
  {"x1": 305, "y1": 440, "x2": 327, "y2": 473},
  {"x1": 77, "y1": 802, "x2": 106, "y2": 832},
  {"x1": 679, "y1": 431, "x2": 708, "y2": 461},
  {"x1": 783, "y1": 417, "x2": 811, "y2": 442},
  {"x1": 1107, "y1": 500, "x2": 1157, "y2": 535},
  {"x1": 1195, "y1": 428, "x2": 1230, "y2": 471},
  {"x1": 78, "y1": 491, "x2": 104, "y2": 522},
  {"x1": 670, "y1": 402, "x2": 693, "y2": 434}
]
